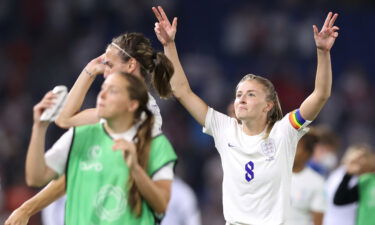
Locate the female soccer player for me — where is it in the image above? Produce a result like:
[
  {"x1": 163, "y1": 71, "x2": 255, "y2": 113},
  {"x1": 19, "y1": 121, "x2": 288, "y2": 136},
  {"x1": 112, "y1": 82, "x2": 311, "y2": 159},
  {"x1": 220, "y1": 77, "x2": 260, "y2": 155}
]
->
[
  {"x1": 19, "y1": 72, "x2": 177, "y2": 224},
  {"x1": 152, "y1": 6, "x2": 339, "y2": 225},
  {"x1": 5, "y1": 32, "x2": 176, "y2": 225}
]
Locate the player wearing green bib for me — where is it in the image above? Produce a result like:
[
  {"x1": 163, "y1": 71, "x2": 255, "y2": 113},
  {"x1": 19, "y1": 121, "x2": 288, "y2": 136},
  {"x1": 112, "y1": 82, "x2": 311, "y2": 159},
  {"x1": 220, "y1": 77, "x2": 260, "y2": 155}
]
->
[
  {"x1": 66, "y1": 124, "x2": 176, "y2": 224},
  {"x1": 18, "y1": 72, "x2": 177, "y2": 225},
  {"x1": 334, "y1": 145, "x2": 375, "y2": 225}
]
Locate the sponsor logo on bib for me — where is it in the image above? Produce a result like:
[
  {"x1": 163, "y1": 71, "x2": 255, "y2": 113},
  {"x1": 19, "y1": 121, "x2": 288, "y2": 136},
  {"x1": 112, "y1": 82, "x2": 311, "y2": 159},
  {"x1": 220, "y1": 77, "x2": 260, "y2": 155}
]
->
[
  {"x1": 80, "y1": 145, "x2": 103, "y2": 172},
  {"x1": 93, "y1": 185, "x2": 127, "y2": 221}
]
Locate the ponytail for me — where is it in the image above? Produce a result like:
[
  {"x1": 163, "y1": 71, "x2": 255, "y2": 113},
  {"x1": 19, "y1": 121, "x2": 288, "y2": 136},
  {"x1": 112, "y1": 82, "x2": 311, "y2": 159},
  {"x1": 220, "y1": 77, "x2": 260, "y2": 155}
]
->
[
  {"x1": 151, "y1": 52, "x2": 174, "y2": 99},
  {"x1": 128, "y1": 108, "x2": 154, "y2": 216}
]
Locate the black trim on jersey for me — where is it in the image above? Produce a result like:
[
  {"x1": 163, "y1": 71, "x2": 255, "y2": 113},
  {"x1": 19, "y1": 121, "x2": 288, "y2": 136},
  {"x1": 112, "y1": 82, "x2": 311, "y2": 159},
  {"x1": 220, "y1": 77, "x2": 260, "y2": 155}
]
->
[
  {"x1": 101, "y1": 123, "x2": 113, "y2": 139},
  {"x1": 64, "y1": 128, "x2": 76, "y2": 188},
  {"x1": 64, "y1": 127, "x2": 75, "y2": 225},
  {"x1": 153, "y1": 212, "x2": 164, "y2": 225}
]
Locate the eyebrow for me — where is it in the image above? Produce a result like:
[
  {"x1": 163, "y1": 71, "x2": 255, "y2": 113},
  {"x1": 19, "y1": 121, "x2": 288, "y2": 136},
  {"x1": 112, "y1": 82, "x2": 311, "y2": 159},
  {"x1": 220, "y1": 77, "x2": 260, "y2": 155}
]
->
[
  {"x1": 237, "y1": 90, "x2": 257, "y2": 94},
  {"x1": 103, "y1": 60, "x2": 113, "y2": 67}
]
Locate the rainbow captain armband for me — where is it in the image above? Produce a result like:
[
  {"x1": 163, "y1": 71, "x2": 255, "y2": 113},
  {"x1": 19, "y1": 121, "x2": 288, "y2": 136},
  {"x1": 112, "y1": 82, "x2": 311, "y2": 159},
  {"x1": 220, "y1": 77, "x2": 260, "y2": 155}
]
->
[{"x1": 289, "y1": 109, "x2": 307, "y2": 130}]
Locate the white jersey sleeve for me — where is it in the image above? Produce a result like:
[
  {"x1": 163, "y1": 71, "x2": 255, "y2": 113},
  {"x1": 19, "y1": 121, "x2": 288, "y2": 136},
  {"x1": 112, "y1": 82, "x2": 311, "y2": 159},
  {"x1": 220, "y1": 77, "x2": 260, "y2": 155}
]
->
[
  {"x1": 44, "y1": 128, "x2": 74, "y2": 175},
  {"x1": 152, "y1": 162, "x2": 175, "y2": 181},
  {"x1": 273, "y1": 110, "x2": 311, "y2": 158}
]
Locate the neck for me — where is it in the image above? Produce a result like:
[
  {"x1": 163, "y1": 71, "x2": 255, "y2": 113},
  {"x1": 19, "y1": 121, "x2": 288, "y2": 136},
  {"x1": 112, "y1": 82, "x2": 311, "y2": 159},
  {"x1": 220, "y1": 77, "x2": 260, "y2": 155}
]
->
[
  {"x1": 241, "y1": 118, "x2": 268, "y2": 136},
  {"x1": 104, "y1": 114, "x2": 135, "y2": 134}
]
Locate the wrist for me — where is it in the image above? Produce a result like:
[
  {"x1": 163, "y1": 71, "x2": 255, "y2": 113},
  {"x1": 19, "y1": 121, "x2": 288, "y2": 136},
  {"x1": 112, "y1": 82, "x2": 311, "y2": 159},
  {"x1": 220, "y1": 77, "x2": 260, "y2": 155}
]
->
[
  {"x1": 317, "y1": 48, "x2": 330, "y2": 54},
  {"x1": 18, "y1": 202, "x2": 34, "y2": 217},
  {"x1": 130, "y1": 163, "x2": 141, "y2": 175},
  {"x1": 163, "y1": 40, "x2": 176, "y2": 48},
  {"x1": 83, "y1": 68, "x2": 97, "y2": 78},
  {"x1": 32, "y1": 122, "x2": 49, "y2": 131}
]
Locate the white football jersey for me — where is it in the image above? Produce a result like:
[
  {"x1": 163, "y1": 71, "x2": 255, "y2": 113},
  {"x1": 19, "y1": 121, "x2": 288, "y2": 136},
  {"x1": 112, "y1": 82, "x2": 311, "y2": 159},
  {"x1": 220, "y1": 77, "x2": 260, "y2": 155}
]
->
[
  {"x1": 204, "y1": 107, "x2": 309, "y2": 225},
  {"x1": 287, "y1": 167, "x2": 326, "y2": 225}
]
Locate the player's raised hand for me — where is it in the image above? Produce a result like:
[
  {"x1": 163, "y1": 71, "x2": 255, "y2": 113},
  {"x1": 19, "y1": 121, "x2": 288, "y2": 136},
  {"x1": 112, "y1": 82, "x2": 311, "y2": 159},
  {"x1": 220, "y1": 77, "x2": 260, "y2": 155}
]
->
[
  {"x1": 313, "y1": 12, "x2": 339, "y2": 52},
  {"x1": 152, "y1": 6, "x2": 177, "y2": 46}
]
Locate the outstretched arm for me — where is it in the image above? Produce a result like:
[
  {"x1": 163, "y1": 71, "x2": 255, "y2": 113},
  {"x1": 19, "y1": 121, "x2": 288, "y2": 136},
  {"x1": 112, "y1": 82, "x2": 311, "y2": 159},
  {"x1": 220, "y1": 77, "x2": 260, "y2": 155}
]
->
[
  {"x1": 299, "y1": 12, "x2": 339, "y2": 120},
  {"x1": 55, "y1": 55, "x2": 106, "y2": 128},
  {"x1": 4, "y1": 177, "x2": 66, "y2": 225},
  {"x1": 152, "y1": 6, "x2": 208, "y2": 126}
]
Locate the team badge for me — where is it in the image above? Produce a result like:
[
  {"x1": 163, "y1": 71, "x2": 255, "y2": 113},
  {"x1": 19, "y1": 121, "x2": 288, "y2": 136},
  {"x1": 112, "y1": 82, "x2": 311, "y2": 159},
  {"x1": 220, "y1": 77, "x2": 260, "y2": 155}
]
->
[{"x1": 260, "y1": 138, "x2": 276, "y2": 161}]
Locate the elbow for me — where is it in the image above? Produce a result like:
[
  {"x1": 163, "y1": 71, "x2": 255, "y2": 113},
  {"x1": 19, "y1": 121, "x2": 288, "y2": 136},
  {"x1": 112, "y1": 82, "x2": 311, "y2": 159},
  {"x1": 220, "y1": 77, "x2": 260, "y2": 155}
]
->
[
  {"x1": 314, "y1": 90, "x2": 331, "y2": 103},
  {"x1": 25, "y1": 176, "x2": 46, "y2": 188},
  {"x1": 320, "y1": 92, "x2": 331, "y2": 101},
  {"x1": 55, "y1": 117, "x2": 70, "y2": 129},
  {"x1": 25, "y1": 170, "x2": 50, "y2": 187},
  {"x1": 153, "y1": 200, "x2": 169, "y2": 214}
]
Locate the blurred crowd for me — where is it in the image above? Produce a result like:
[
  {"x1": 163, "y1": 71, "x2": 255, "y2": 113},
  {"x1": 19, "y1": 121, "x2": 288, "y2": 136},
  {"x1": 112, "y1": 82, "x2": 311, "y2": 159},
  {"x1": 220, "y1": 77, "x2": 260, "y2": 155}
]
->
[{"x1": 0, "y1": 0, "x2": 375, "y2": 224}]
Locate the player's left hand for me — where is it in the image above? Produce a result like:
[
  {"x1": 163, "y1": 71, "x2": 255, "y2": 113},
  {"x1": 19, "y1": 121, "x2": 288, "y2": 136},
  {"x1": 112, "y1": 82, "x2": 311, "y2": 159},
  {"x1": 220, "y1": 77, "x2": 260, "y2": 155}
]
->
[
  {"x1": 152, "y1": 6, "x2": 177, "y2": 46},
  {"x1": 313, "y1": 12, "x2": 339, "y2": 52}
]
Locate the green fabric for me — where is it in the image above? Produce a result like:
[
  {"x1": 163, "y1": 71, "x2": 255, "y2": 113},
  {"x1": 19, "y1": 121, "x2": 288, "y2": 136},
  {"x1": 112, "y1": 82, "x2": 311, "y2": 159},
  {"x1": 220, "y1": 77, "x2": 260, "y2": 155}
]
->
[
  {"x1": 65, "y1": 123, "x2": 177, "y2": 225},
  {"x1": 357, "y1": 173, "x2": 375, "y2": 225}
]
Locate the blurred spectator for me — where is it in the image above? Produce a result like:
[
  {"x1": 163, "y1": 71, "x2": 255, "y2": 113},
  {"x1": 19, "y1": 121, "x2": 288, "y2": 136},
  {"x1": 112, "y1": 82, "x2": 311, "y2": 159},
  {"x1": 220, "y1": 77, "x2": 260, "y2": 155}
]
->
[
  {"x1": 287, "y1": 132, "x2": 326, "y2": 225},
  {"x1": 322, "y1": 144, "x2": 372, "y2": 225},
  {"x1": 308, "y1": 126, "x2": 341, "y2": 177},
  {"x1": 162, "y1": 177, "x2": 202, "y2": 225},
  {"x1": 334, "y1": 144, "x2": 375, "y2": 225}
]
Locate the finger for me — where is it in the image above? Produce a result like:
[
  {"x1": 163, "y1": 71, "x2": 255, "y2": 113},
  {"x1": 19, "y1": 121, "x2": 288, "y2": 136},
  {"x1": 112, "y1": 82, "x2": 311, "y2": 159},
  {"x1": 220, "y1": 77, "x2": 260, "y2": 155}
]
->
[
  {"x1": 152, "y1": 7, "x2": 163, "y2": 22},
  {"x1": 155, "y1": 22, "x2": 160, "y2": 29},
  {"x1": 40, "y1": 100, "x2": 55, "y2": 107},
  {"x1": 332, "y1": 26, "x2": 340, "y2": 31},
  {"x1": 44, "y1": 91, "x2": 55, "y2": 98},
  {"x1": 112, "y1": 143, "x2": 125, "y2": 151},
  {"x1": 323, "y1": 12, "x2": 332, "y2": 28},
  {"x1": 172, "y1": 17, "x2": 178, "y2": 30},
  {"x1": 154, "y1": 27, "x2": 161, "y2": 35},
  {"x1": 329, "y1": 13, "x2": 338, "y2": 28},
  {"x1": 312, "y1": 25, "x2": 319, "y2": 36},
  {"x1": 158, "y1": 6, "x2": 171, "y2": 25}
]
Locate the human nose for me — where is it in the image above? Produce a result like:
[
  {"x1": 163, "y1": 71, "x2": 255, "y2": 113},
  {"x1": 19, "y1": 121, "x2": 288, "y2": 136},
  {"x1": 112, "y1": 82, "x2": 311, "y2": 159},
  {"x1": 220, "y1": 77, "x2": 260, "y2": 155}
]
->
[
  {"x1": 98, "y1": 88, "x2": 107, "y2": 99},
  {"x1": 239, "y1": 94, "x2": 246, "y2": 104}
]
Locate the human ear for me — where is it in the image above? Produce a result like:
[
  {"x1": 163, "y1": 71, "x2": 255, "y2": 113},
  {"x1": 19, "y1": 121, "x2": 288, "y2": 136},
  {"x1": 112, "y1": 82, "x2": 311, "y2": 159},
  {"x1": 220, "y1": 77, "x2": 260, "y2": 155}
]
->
[{"x1": 128, "y1": 100, "x2": 140, "y2": 113}]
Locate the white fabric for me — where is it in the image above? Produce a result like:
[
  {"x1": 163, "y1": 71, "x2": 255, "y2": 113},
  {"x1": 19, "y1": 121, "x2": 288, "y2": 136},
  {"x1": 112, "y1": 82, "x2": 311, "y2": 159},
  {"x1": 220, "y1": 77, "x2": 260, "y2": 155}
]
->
[
  {"x1": 203, "y1": 107, "x2": 309, "y2": 225},
  {"x1": 41, "y1": 195, "x2": 66, "y2": 225},
  {"x1": 45, "y1": 128, "x2": 74, "y2": 175},
  {"x1": 161, "y1": 177, "x2": 202, "y2": 225},
  {"x1": 287, "y1": 167, "x2": 326, "y2": 225},
  {"x1": 322, "y1": 166, "x2": 358, "y2": 225},
  {"x1": 152, "y1": 162, "x2": 175, "y2": 181},
  {"x1": 45, "y1": 126, "x2": 174, "y2": 180},
  {"x1": 147, "y1": 93, "x2": 163, "y2": 137}
]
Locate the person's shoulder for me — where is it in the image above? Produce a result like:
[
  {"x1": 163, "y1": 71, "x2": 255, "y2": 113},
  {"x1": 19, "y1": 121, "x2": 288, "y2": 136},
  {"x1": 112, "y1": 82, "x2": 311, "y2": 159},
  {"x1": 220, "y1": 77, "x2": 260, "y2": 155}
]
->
[
  {"x1": 74, "y1": 123, "x2": 102, "y2": 135},
  {"x1": 305, "y1": 167, "x2": 325, "y2": 185},
  {"x1": 359, "y1": 173, "x2": 375, "y2": 182},
  {"x1": 151, "y1": 133, "x2": 169, "y2": 142}
]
